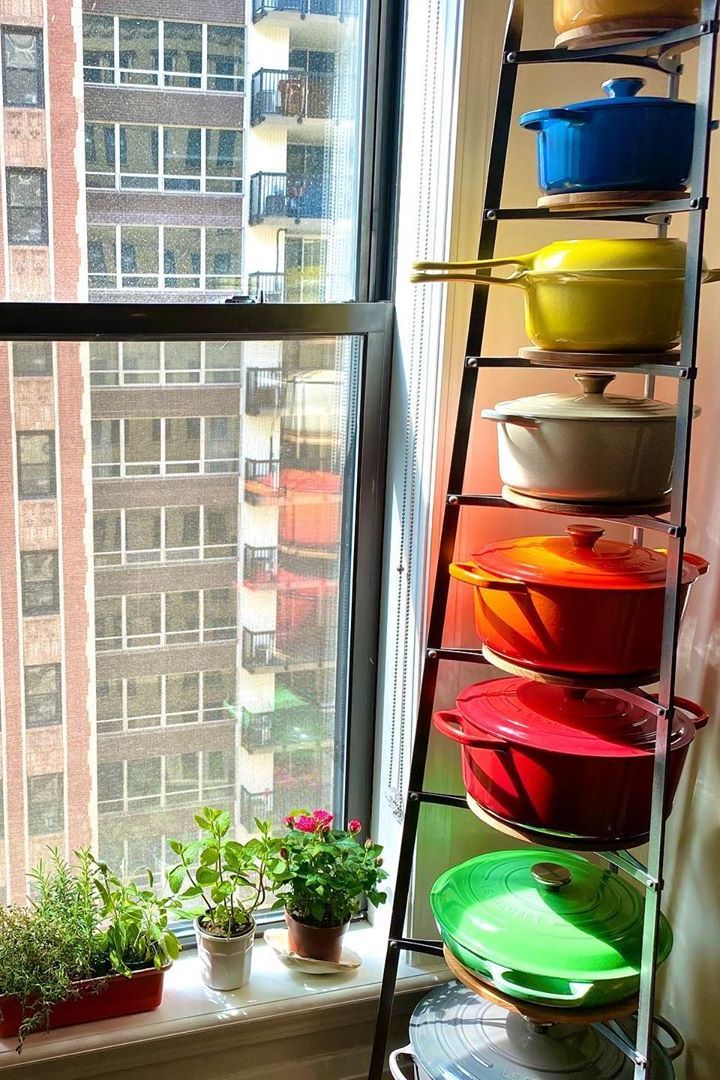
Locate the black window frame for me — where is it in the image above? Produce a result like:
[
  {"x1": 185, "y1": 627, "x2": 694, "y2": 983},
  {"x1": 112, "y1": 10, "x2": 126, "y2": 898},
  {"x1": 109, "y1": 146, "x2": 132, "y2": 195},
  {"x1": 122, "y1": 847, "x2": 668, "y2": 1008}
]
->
[
  {"x1": 5, "y1": 167, "x2": 49, "y2": 246},
  {"x1": 1, "y1": 26, "x2": 44, "y2": 108}
]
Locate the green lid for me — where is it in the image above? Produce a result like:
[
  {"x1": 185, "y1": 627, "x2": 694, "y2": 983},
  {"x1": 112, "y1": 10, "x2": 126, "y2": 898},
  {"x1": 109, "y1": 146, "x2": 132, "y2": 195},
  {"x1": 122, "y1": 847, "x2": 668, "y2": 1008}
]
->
[{"x1": 430, "y1": 849, "x2": 672, "y2": 983}]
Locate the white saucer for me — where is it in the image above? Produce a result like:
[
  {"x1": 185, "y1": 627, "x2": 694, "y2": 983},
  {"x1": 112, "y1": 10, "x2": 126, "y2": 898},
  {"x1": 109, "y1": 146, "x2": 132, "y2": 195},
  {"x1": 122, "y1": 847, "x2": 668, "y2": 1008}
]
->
[{"x1": 265, "y1": 929, "x2": 362, "y2": 974}]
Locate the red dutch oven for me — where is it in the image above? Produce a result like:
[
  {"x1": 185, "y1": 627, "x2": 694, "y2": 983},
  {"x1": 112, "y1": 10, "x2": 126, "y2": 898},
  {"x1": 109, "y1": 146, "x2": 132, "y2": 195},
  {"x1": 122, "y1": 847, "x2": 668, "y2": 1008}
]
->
[
  {"x1": 434, "y1": 678, "x2": 708, "y2": 847},
  {"x1": 450, "y1": 524, "x2": 709, "y2": 680}
]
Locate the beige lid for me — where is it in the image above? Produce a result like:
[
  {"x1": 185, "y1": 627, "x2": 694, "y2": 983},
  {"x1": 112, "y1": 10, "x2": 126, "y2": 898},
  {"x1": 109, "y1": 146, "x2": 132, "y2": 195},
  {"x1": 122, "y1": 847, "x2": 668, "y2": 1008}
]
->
[{"x1": 491, "y1": 373, "x2": 678, "y2": 422}]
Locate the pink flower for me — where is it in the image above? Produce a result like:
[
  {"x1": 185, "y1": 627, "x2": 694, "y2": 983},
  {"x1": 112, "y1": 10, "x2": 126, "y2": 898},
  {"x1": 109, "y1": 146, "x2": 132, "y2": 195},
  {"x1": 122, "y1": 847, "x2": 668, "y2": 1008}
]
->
[
  {"x1": 295, "y1": 814, "x2": 319, "y2": 833},
  {"x1": 313, "y1": 809, "x2": 334, "y2": 828},
  {"x1": 348, "y1": 819, "x2": 362, "y2": 833},
  {"x1": 283, "y1": 815, "x2": 296, "y2": 828}
]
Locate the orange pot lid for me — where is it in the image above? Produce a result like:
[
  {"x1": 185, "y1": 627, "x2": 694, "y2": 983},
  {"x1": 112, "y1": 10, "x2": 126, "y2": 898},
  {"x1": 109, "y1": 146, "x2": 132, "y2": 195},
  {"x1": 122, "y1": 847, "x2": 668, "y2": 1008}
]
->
[{"x1": 472, "y1": 525, "x2": 704, "y2": 590}]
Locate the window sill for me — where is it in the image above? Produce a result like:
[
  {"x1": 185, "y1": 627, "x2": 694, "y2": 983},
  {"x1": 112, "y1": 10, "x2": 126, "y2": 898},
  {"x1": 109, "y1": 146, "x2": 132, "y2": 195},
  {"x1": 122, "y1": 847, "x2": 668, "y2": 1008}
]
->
[{"x1": 0, "y1": 924, "x2": 447, "y2": 1077}]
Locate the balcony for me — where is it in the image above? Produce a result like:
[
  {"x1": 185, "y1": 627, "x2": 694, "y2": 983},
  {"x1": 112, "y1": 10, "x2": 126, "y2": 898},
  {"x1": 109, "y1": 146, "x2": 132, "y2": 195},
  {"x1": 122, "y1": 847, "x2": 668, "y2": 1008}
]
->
[
  {"x1": 249, "y1": 172, "x2": 326, "y2": 226},
  {"x1": 244, "y1": 457, "x2": 280, "y2": 504},
  {"x1": 251, "y1": 69, "x2": 333, "y2": 127},
  {"x1": 243, "y1": 545, "x2": 278, "y2": 588},
  {"x1": 248, "y1": 270, "x2": 327, "y2": 304},
  {"x1": 246, "y1": 367, "x2": 282, "y2": 415},
  {"x1": 239, "y1": 786, "x2": 273, "y2": 832},
  {"x1": 252, "y1": 0, "x2": 359, "y2": 21},
  {"x1": 241, "y1": 703, "x2": 334, "y2": 752},
  {"x1": 242, "y1": 628, "x2": 334, "y2": 673}
]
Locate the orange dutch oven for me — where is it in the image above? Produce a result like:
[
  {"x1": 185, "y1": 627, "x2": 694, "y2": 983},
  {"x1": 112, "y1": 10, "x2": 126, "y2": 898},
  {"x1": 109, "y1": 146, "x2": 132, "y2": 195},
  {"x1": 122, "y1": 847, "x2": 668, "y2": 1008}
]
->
[{"x1": 450, "y1": 524, "x2": 708, "y2": 679}]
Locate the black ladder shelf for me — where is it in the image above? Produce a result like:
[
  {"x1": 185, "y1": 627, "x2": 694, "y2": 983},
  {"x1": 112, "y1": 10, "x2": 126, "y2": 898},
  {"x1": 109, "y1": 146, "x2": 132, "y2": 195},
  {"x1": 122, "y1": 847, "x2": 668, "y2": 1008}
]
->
[{"x1": 367, "y1": 2, "x2": 719, "y2": 1078}]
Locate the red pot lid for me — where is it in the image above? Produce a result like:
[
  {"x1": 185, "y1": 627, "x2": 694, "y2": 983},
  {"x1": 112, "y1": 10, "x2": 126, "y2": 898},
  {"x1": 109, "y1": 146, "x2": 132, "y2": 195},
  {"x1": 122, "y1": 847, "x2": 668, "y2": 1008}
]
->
[
  {"x1": 455, "y1": 678, "x2": 696, "y2": 757},
  {"x1": 473, "y1": 524, "x2": 703, "y2": 590}
]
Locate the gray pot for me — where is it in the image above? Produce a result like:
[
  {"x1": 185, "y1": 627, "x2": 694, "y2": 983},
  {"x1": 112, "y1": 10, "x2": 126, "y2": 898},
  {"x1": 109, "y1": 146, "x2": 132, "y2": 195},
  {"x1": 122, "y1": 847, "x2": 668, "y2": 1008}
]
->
[
  {"x1": 194, "y1": 916, "x2": 254, "y2": 991},
  {"x1": 390, "y1": 982, "x2": 680, "y2": 1080},
  {"x1": 482, "y1": 373, "x2": 683, "y2": 505}
]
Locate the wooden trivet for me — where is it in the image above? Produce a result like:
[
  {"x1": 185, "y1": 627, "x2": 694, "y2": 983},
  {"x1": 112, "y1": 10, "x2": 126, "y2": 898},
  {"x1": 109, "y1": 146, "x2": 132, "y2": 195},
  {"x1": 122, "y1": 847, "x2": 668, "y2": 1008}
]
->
[
  {"x1": 519, "y1": 346, "x2": 682, "y2": 370},
  {"x1": 481, "y1": 644, "x2": 660, "y2": 690},
  {"x1": 501, "y1": 485, "x2": 671, "y2": 519}
]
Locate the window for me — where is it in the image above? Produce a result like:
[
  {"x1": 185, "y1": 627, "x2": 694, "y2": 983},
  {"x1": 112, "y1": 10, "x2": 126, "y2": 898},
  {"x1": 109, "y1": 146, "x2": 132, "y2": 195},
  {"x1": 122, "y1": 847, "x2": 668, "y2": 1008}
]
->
[
  {"x1": 163, "y1": 127, "x2": 201, "y2": 191},
  {"x1": 88, "y1": 227, "x2": 243, "y2": 292},
  {"x1": 24, "y1": 665, "x2": 62, "y2": 728},
  {"x1": 6, "y1": 168, "x2": 47, "y2": 245},
  {"x1": 20, "y1": 552, "x2": 59, "y2": 616},
  {"x1": 17, "y1": 432, "x2": 56, "y2": 498},
  {"x1": 207, "y1": 26, "x2": 244, "y2": 93},
  {"x1": 206, "y1": 129, "x2": 243, "y2": 192},
  {"x1": 83, "y1": 15, "x2": 114, "y2": 83},
  {"x1": 2, "y1": 28, "x2": 43, "y2": 107},
  {"x1": 120, "y1": 125, "x2": 158, "y2": 189},
  {"x1": 163, "y1": 22, "x2": 202, "y2": 89},
  {"x1": 27, "y1": 773, "x2": 64, "y2": 835},
  {"x1": 119, "y1": 18, "x2": 158, "y2": 86},
  {"x1": 12, "y1": 342, "x2": 53, "y2": 376}
]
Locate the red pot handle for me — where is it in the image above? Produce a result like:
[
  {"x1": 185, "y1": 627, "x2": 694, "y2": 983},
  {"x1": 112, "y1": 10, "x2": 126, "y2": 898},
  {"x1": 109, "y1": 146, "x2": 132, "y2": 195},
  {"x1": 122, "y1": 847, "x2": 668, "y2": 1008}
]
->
[
  {"x1": 449, "y1": 562, "x2": 527, "y2": 593},
  {"x1": 683, "y1": 552, "x2": 710, "y2": 576},
  {"x1": 433, "y1": 709, "x2": 507, "y2": 749},
  {"x1": 627, "y1": 691, "x2": 709, "y2": 732}
]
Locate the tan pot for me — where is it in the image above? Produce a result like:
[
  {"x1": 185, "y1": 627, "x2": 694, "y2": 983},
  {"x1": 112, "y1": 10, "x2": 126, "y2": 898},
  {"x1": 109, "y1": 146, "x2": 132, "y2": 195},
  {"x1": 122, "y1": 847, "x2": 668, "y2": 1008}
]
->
[
  {"x1": 285, "y1": 909, "x2": 349, "y2": 963},
  {"x1": 554, "y1": 0, "x2": 699, "y2": 37}
]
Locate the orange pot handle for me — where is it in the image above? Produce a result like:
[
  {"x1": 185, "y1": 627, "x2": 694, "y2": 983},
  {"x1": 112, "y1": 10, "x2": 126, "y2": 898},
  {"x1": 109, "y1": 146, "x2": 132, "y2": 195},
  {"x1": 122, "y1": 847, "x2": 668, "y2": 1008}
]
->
[
  {"x1": 433, "y1": 709, "x2": 508, "y2": 749},
  {"x1": 449, "y1": 561, "x2": 527, "y2": 592},
  {"x1": 683, "y1": 552, "x2": 710, "y2": 576}
]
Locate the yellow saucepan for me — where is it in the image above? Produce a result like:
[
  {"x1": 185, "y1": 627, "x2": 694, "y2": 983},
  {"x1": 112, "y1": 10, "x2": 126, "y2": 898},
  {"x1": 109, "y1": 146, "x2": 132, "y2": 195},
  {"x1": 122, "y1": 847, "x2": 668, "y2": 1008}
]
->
[
  {"x1": 554, "y1": 1, "x2": 700, "y2": 37},
  {"x1": 412, "y1": 238, "x2": 720, "y2": 354}
]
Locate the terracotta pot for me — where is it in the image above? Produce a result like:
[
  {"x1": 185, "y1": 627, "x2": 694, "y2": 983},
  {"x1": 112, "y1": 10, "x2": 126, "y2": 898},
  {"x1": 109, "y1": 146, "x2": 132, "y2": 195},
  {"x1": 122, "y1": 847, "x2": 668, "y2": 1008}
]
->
[
  {"x1": 450, "y1": 524, "x2": 709, "y2": 679},
  {"x1": 0, "y1": 965, "x2": 168, "y2": 1038},
  {"x1": 285, "y1": 909, "x2": 349, "y2": 963}
]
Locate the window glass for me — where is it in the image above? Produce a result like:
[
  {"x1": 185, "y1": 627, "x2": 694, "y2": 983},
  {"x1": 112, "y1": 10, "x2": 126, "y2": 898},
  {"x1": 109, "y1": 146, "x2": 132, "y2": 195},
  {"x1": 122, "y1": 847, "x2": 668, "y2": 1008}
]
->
[
  {"x1": 126, "y1": 593, "x2": 161, "y2": 648},
  {"x1": 205, "y1": 228, "x2": 242, "y2": 290},
  {"x1": 17, "y1": 432, "x2": 56, "y2": 498},
  {"x1": 205, "y1": 341, "x2": 242, "y2": 383},
  {"x1": 24, "y1": 665, "x2": 62, "y2": 728},
  {"x1": 126, "y1": 508, "x2": 161, "y2": 562},
  {"x1": 120, "y1": 126, "x2": 158, "y2": 189},
  {"x1": 166, "y1": 591, "x2": 200, "y2": 644},
  {"x1": 166, "y1": 417, "x2": 200, "y2": 471},
  {"x1": 166, "y1": 506, "x2": 200, "y2": 558},
  {"x1": 124, "y1": 418, "x2": 160, "y2": 474},
  {"x1": 163, "y1": 22, "x2": 202, "y2": 88},
  {"x1": 165, "y1": 342, "x2": 201, "y2": 384},
  {"x1": 127, "y1": 757, "x2": 161, "y2": 809},
  {"x1": 85, "y1": 123, "x2": 115, "y2": 188},
  {"x1": 20, "y1": 552, "x2": 59, "y2": 616},
  {"x1": 123, "y1": 341, "x2": 160, "y2": 384},
  {"x1": 92, "y1": 419, "x2": 120, "y2": 477},
  {"x1": 127, "y1": 677, "x2": 162, "y2": 729},
  {"x1": 205, "y1": 507, "x2": 237, "y2": 556},
  {"x1": 204, "y1": 588, "x2": 236, "y2": 641},
  {"x1": 97, "y1": 679, "x2": 124, "y2": 734},
  {"x1": 205, "y1": 416, "x2": 239, "y2": 471},
  {"x1": 98, "y1": 762, "x2": 124, "y2": 813},
  {"x1": 94, "y1": 511, "x2": 122, "y2": 566},
  {"x1": 90, "y1": 342, "x2": 119, "y2": 386},
  {"x1": 163, "y1": 128, "x2": 201, "y2": 191},
  {"x1": 206, "y1": 129, "x2": 243, "y2": 193},
  {"x1": 2, "y1": 29, "x2": 44, "y2": 107},
  {"x1": 12, "y1": 342, "x2": 53, "y2": 377},
  {"x1": 88, "y1": 227, "x2": 117, "y2": 290},
  {"x1": 83, "y1": 15, "x2": 114, "y2": 83},
  {"x1": 95, "y1": 596, "x2": 123, "y2": 651},
  {"x1": 166, "y1": 752, "x2": 199, "y2": 804},
  {"x1": 27, "y1": 773, "x2": 64, "y2": 835},
  {"x1": 207, "y1": 26, "x2": 244, "y2": 93},
  {"x1": 166, "y1": 673, "x2": 199, "y2": 724},
  {"x1": 6, "y1": 168, "x2": 47, "y2": 245},
  {"x1": 119, "y1": 18, "x2": 158, "y2": 85},
  {"x1": 120, "y1": 226, "x2": 159, "y2": 289}
]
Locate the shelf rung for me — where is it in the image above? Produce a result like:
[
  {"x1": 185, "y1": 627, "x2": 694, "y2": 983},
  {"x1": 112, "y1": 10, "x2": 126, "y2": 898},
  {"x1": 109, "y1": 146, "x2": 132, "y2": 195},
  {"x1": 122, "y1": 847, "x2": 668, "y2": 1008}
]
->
[
  {"x1": 413, "y1": 791, "x2": 469, "y2": 809},
  {"x1": 507, "y1": 20, "x2": 714, "y2": 67},
  {"x1": 447, "y1": 493, "x2": 682, "y2": 535},
  {"x1": 427, "y1": 647, "x2": 490, "y2": 665},
  {"x1": 603, "y1": 850, "x2": 658, "y2": 891},
  {"x1": 485, "y1": 198, "x2": 702, "y2": 221},
  {"x1": 594, "y1": 1021, "x2": 646, "y2": 1068},
  {"x1": 391, "y1": 937, "x2": 445, "y2": 958},
  {"x1": 465, "y1": 356, "x2": 693, "y2": 379}
]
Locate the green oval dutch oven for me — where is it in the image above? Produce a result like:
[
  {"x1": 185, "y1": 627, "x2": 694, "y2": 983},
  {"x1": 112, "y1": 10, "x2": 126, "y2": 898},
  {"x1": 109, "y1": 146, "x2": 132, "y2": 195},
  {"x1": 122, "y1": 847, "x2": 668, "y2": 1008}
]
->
[{"x1": 430, "y1": 848, "x2": 673, "y2": 1009}]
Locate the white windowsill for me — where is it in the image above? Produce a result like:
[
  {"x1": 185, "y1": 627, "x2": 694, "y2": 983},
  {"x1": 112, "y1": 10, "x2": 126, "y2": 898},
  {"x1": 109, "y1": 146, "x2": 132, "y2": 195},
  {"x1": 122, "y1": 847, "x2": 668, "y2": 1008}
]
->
[{"x1": 0, "y1": 923, "x2": 447, "y2": 1073}]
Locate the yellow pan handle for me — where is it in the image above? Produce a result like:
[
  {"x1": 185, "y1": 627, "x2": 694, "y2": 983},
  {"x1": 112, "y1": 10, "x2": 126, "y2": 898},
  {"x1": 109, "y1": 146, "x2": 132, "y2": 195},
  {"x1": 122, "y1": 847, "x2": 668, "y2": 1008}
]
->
[
  {"x1": 412, "y1": 252, "x2": 537, "y2": 272},
  {"x1": 703, "y1": 269, "x2": 720, "y2": 283},
  {"x1": 450, "y1": 561, "x2": 527, "y2": 593},
  {"x1": 410, "y1": 269, "x2": 528, "y2": 289}
]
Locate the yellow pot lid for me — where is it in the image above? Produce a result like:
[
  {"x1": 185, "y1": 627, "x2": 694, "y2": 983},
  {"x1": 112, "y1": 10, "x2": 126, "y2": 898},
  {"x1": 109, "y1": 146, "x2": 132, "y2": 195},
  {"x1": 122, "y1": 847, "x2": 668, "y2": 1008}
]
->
[
  {"x1": 525, "y1": 238, "x2": 688, "y2": 274},
  {"x1": 491, "y1": 373, "x2": 677, "y2": 421}
]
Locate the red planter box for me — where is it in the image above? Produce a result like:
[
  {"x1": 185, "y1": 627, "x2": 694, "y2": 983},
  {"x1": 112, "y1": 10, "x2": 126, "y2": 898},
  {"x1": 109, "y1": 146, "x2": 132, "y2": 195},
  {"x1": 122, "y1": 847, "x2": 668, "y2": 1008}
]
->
[{"x1": 0, "y1": 966, "x2": 167, "y2": 1038}]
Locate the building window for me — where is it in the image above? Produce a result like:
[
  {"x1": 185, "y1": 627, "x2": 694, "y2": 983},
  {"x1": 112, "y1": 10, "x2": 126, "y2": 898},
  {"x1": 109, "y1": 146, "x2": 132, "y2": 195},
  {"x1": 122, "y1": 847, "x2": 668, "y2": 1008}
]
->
[
  {"x1": 20, "y1": 551, "x2": 60, "y2": 616},
  {"x1": 12, "y1": 342, "x2": 53, "y2": 377},
  {"x1": 89, "y1": 341, "x2": 242, "y2": 386},
  {"x1": 27, "y1": 773, "x2": 64, "y2": 835},
  {"x1": 17, "y1": 432, "x2": 56, "y2": 499},
  {"x1": 2, "y1": 28, "x2": 44, "y2": 107},
  {"x1": 82, "y1": 17, "x2": 244, "y2": 93},
  {"x1": 24, "y1": 664, "x2": 62, "y2": 728},
  {"x1": 88, "y1": 226, "x2": 242, "y2": 292},
  {"x1": 6, "y1": 168, "x2": 48, "y2": 245}
]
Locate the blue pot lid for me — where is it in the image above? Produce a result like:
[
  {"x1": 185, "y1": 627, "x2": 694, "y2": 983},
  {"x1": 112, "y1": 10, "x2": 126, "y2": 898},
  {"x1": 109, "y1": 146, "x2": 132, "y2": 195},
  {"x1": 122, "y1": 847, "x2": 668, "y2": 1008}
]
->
[
  {"x1": 407, "y1": 982, "x2": 673, "y2": 1079},
  {"x1": 520, "y1": 78, "x2": 693, "y2": 127}
]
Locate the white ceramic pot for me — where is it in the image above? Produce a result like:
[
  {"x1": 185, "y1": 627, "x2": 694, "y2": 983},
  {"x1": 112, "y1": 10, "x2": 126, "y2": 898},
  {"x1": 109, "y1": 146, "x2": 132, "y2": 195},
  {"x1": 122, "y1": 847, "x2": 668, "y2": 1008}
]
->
[
  {"x1": 482, "y1": 372, "x2": 680, "y2": 505},
  {"x1": 194, "y1": 917, "x2": 255, "y2": 991}
]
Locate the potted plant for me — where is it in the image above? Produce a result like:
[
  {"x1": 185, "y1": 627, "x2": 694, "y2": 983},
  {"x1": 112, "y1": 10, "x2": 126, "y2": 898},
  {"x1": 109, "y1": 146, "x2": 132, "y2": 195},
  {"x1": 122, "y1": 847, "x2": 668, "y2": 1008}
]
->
[
  {"x1": 0, "y1": 848, "x2": 181, "y2": 1051},
  {"x1": 167, "y1": 807, "x2": 278, "y2": 991},
  {"x1": 270, "y1": 810, "x2": 388, "y2": 963}
]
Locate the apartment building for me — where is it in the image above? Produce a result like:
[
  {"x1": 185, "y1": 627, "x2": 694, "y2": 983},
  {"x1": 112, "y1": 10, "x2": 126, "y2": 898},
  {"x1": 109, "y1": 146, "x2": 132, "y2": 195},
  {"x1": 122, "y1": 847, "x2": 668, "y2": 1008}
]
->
[{"x1": 0, "y1": 0, "x2": 358, "y2": 898}]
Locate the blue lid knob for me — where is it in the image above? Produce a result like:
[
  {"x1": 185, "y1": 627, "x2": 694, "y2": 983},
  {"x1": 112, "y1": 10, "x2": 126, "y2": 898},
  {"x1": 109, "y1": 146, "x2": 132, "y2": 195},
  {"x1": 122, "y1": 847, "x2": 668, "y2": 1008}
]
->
[{"x1": 602, "y1": 78, "x2": 646, "y2": 99}]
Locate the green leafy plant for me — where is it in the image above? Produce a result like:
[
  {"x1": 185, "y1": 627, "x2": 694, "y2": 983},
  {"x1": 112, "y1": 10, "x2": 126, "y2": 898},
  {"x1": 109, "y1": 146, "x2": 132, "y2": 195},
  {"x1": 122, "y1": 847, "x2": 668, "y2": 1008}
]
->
[
  {"x1": 0, "y1": 848, "x2": 182, "y2": 1052},
  {"x1": 168, "y1": 807, "x2": 280, "y2": 937},
  {"x1": 269, "y1": 810, "x2": 388, "y2": 928}
]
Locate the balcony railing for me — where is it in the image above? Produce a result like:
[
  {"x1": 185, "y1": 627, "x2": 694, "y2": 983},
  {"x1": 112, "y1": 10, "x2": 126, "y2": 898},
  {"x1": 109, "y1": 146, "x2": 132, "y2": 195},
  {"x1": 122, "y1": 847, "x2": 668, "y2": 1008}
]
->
[
  {"x1": 242, "y1": 627, "x2": 336, "y2": 672},
  {"x1": 250, "y1": 68, "x2": 333, "y2": 126},
  {"x1": 244, "y1": 457, "x2": 281, "y2": 503},
  {"x1": 249, "y1": 172, "x2": 327, "y2": 225},
  {"x1": 246, "y1": 367, "x2": 283, "y2": 414},
  {"x1": 252, "y1": 0, "x2": 359, "y2": 20},
  {"x1": 248, "y1": 270, "x2": 328, "y2": 304},
  {"x1": 243, "y1": 545, "x2": 278, "y2": 587},
  {"x1": 239, "y1": 786, "x2": 273, "y2": 831},
  {"x1": 241, "y1": 704, "x2": 334, "y2": 752}
]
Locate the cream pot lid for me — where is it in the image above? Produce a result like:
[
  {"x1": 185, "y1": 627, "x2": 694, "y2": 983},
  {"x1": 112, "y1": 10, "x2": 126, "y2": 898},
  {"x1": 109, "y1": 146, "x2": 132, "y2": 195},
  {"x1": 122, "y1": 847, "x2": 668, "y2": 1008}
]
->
[{"x1": 488, "y1": 373, "x2": 678, "y2": 421}]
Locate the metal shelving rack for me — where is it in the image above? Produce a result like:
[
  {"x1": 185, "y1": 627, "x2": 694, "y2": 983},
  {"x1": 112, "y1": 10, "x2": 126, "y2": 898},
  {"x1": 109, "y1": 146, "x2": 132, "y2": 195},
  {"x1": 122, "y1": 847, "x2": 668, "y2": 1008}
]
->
[{"x1": 368, "y1": 2, "x2": 719, "y2": 1077}]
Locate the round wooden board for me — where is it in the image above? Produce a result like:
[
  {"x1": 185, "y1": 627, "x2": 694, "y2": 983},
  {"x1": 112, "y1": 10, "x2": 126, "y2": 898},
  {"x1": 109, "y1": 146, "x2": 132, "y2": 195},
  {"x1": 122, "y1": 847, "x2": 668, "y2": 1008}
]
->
[
  {"x1": 465, "y1": 792, "x2": 649, "y2": 853},
  {"x1": 554, "y1": 18, "x2": 697, "y2": 55},
  {"x1": 501, "y1": 485, "x2": 671, "y2": 520},
  {"x1": 538, "y1": 189, "x2": 686, "y2": 211},
  {"x1": 443, "y1": 947, "x2": 639, "y2": 1026},
  {"x1": 481, "y1": 644, "x2": 660, "y2": 691},
  {"x1": 519, "y1": 346, "x2": 682, "y2": 370}
]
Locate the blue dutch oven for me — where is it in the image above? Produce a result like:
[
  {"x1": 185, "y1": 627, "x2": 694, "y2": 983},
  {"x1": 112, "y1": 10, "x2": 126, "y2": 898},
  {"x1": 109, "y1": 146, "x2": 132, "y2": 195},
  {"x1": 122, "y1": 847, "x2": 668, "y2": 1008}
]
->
[{"x1": 520, "y1": 78, "x2": 695, "y2": 195}]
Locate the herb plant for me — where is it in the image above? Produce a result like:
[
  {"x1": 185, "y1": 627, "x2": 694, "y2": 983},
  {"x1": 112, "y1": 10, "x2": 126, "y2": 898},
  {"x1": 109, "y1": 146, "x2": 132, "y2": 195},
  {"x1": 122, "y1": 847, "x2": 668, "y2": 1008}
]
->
[
  {"x1": 168, "y1": 807, "x2": 279, "y2": 937},
  {"x1": 270, "y1": 810, "x2": 388, "y2": 928},
  {"x1": 0, "y1": 848, "x2": 182, "y2": 1052}
]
